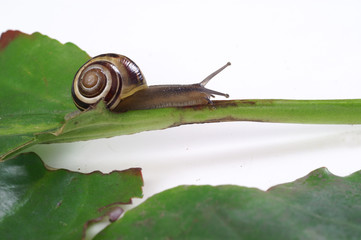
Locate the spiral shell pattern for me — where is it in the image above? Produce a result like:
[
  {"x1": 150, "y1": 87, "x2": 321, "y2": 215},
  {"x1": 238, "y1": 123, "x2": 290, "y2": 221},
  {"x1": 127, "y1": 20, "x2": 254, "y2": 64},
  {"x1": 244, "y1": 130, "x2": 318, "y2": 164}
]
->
[{"x1": 71, "y1": 54, "x2": 147, "y2": 111}]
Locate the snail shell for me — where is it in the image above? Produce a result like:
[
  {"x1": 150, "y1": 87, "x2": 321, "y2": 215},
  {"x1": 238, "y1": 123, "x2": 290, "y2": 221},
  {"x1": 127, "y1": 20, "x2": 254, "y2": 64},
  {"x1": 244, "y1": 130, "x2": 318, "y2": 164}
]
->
[
  {"x1": 72, "y1": 54, "x2": 230, "y2": 112},
  {"x1": 72, "y1": 54, "x2": 147, "y2": 111}
]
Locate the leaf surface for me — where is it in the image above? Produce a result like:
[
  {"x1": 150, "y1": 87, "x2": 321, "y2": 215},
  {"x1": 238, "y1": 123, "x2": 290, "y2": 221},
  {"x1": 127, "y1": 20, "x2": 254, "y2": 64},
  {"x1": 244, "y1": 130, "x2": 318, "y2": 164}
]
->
[
  {"x1": 3, "y1": 30, "x2": 361, "y2": 161},
  {"x1": 95, "y1": 168, "x2": 361, "y2": 240},
  {"x1": 0, "y1": 30, "x2": 90, "y2": 160},
  {"x1": 0, "y1": 152, "x2": 143, "y2": 240}
]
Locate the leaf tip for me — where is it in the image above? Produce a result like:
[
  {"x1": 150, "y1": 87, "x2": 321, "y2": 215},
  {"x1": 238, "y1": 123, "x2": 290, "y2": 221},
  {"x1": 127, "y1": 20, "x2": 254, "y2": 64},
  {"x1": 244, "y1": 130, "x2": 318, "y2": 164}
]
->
[
  {"x1": 305, "y1": 167, "x2": 334, "y2": 179},
  {"x1": 0, "y1": 30, "x2": 29, "y2": 50}
]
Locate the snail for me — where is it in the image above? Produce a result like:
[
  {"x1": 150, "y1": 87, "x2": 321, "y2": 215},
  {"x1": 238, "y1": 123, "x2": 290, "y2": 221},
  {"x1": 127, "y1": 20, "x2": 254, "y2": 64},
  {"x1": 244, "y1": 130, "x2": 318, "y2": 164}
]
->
[{"x1": 71, "y1": 53, "x2": 230, "y2": 112}]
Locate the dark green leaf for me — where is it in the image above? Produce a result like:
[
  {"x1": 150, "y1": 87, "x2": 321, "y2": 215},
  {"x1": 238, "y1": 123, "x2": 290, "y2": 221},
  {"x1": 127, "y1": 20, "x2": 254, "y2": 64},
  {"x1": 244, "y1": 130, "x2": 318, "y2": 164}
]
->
[
  {"x1": 95, "y1": 168, "x2": 361, "y2": 240},
  {"x1": 0, "y1": 152, "x2": 143, "y2": 240}
]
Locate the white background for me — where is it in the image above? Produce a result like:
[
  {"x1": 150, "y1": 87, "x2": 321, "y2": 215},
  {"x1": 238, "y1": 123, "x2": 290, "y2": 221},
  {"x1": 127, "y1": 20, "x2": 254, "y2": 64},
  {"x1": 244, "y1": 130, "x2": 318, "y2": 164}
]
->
[{"x1": 2, "y1": 0, "x2": 361, "y2": 207}]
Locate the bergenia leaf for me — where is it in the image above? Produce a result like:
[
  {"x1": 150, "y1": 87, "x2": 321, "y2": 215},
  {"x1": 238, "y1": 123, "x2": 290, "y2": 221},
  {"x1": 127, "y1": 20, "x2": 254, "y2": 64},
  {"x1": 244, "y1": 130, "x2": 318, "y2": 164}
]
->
[
  {"x1": 2, "y1": 30, "x2": 361, "y2": 161},
  {"x1": 0, "y1": 30, "x2": 89, "y2": 160},
  {"x1": 95, "y1": 168, "x2": 361, "y2": 240},
  {"x1": 0, "y1": 152, "x2": 143, "y2": 240}
]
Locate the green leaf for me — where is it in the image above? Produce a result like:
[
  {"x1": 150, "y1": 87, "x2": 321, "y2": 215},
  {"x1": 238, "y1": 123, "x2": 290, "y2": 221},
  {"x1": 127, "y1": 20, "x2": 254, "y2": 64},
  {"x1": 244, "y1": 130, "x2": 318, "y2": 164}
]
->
[
  {"x1": 37, "y1": 98, "x2": 361, "y2": 145},
  {"x1": 0, "y1": 152, "x2": 143, "y2": 240},
  {"x1": 0, "y1": 30, "x2": 90, "y2": 160},
  {"x1": 3, "y1": 30, "x2": 361, "y2": 161},
  {"x1": 95, "y1": 168, "x2": 361, "y2": 240}
]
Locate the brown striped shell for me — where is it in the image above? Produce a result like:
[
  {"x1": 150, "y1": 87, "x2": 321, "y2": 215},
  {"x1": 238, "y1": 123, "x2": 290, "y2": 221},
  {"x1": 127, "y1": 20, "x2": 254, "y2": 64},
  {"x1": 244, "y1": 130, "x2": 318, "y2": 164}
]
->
[{"x1": 71, "y1": 54, "x2": 147, "y2": 111}]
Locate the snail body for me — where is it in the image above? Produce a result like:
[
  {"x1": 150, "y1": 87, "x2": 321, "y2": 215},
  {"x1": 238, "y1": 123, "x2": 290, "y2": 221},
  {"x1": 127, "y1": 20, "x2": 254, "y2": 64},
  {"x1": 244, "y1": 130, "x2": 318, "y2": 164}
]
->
[{"x1": 72, "y1": 54, "x2": 230, "y2": 112}]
